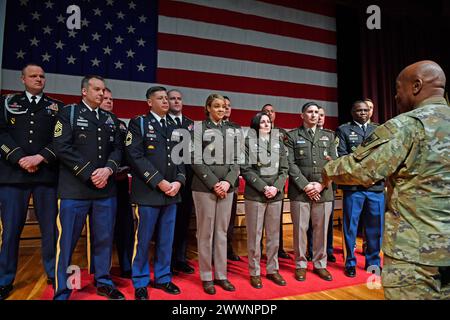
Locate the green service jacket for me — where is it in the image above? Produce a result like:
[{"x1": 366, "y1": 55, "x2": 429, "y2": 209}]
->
[{"x1": 285, "y1": 126, "x2": 337, "y2": 202}]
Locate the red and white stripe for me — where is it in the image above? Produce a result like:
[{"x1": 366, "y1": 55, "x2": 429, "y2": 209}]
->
[
  {"x1": 1, "y1": 0, "x2": 338, "y2": 130},
  {"x1": 156, "y1": 0, "x2": 338, "y2": 129}
]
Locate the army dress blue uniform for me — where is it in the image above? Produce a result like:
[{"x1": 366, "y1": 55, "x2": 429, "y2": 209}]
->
[
  {"x1": 335, "y1": 121, "x2": 385, "y2": 270},
  {"x1": 113, "y1": 120, "x2": 134, "y2": 276},
  {"x1": 53, "y1": 102, "x2": 123, "y2": 300},
  {"x1": 168, "y1": 114, "x2": 195, "y2": 271},
  {"x1": 126, "y1": 112, "x2": 186, "y2": 289},
  {"x1": 88, "y1": 119, "x2": 134, "y2": 277},
  {"x1": 0, "y1": 92, "x2": 63, "y2": 289}
]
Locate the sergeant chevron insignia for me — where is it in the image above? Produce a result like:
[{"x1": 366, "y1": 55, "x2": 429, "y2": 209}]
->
[
  {"x1": 125, "y1": 131, "x2": 132, "y2": 146},
  {"x1": 54, "y1": 120, "x2": 63, "y2": 137}
]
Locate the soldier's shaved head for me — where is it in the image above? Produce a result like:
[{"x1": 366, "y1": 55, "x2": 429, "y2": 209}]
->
[{"x1": 395, "y1": 60, "x2": 446, "y2": 113}]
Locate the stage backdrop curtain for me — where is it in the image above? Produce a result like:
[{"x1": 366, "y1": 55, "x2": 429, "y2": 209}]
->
[{"x1": 337, "y1": 0, "x2": 450, "y2": 124}]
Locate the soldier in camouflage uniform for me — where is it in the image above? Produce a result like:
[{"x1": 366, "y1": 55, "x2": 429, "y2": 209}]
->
[{"x1": 322, "y1": 60, "x2": 450, "y2": 299}]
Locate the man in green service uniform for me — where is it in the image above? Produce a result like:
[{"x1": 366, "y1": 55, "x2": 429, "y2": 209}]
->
[{"x1": 321, "y1": 60, "x2": 450, "y2": 300}]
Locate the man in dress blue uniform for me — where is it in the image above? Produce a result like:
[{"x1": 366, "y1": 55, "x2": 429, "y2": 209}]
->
[
  {"x1": 53, "y1": 75, "x2": 124, "y2": 300},
  {"x1": 126, "y1": 86, "x2": 186, "y2": 300},
  {"x1": 88, "y1": 88, "x2": 134, "y2": 278},
  {"x1": 0, "y1": 64, "x2": 64, "y2": 300},
  {"x1": 335, "y1": 101, "x2": 385, "y2": 277},
  {"x1": 167, "y1": 89, "x2": 195, "y2": 274}
]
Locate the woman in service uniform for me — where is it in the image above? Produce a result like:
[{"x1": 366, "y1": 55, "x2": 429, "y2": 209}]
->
[
  {"x1": 191, "y1": 94, "x2": 240, "y2": 295},
  {"x1": 241, "y1": 112, "x2": 289, "y2": 289}
]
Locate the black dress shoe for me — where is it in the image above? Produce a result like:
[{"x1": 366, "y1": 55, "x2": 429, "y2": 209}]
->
[
  {"x1": 250, "y1": 276, "x2": 263, "y2": 289},
  {"x1": 266, "y1": 272, "x2": 287, "y2": 286},
  {"x1": 327, "y1": 254, "x2": 337, "y2": 263},
  {"x1": 214, "y1": 279, "x2": 236, "y2": 291},
  {"x1": 153, "y1": 281, "x2": 180, "y2": 295},
  {"x1": 135, "y1": 287, "x2": 149, "y2": 300},
  {"x1": 202, "y1": 281, "x2": 216, "y2": 295},
  {"x1": 227, "y1": 252, "x2": 241, "y2": 261},
  {"x1": 96, "y1": 286, "x2": 126, "y2": 300},
  {"x1": 294, "y1": 268, "x2": 307, "y2": 281},
  {"x1": 344, "y1": 266, "x2": 356, "y2": 278},
  {"x1": 121, "y1": 270, "x2": 132, "y2": 279},
  {"x1": 0, "y1": 284, "x2": 13, "y2": 300},
  {"x1": 174, "y1": 261, "x2": 195, "y2": 274},
  {"x1": 313, "y1": 268, "x2": 333, "y2": 281},
  {"x1": 278, "y1": 250, "x2": 290, "y2": 259}
]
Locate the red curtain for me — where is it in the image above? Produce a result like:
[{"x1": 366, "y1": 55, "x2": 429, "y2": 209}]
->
[{"x1": 337, "y1": 0, "x2": 450, "y2": 124}]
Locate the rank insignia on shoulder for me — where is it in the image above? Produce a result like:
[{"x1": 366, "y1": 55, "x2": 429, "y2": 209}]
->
[
  {"x1": 125, "y1": 131, "x2": 132, "y2": 146},
  {"x1": 148, "y1": 145, "x2": 155, "y2": 150},
  {"x1": 54, "y1": 120, "x2": 63, "y2": 137}
]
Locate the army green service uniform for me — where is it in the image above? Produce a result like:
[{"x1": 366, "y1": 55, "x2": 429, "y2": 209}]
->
[
  {"x1": 191, "y1": 119, "x2": 240, "y2": 282},
  {"x1": 323, "y1": 97, "x2": 450, "y2": 300},
  {"x1": 240, "y1": 133, "x2": 288, "y2": 277},
  {"x1": 285, "y1": 126, "x2": 337, "y2": 270}
]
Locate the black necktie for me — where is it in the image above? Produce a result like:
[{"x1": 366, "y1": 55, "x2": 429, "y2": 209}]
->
[
  {"x1": 31, "y1": 96, "x2": 37, "y2": 106},
  {"x1": 160, "y1": 118, "x2": 167, "y2": 134},
  {"x1": 361, "y1": 125, "x2": 366, "y2": 135},
  {"x1": 175, "y1": 117, "x2": 181, "y2": 127},
  {"x1": 92, "y1": 110, "x2": 98, "y2": 120}
]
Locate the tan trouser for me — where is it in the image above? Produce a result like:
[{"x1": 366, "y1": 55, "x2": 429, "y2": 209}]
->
[
  {"x1": 382, "y1": 255, "x2": 450, "y2": 300},
  {"x1": 290, "y1": 201, "x2": 332, "y2": 269},
  {"x1": 192, "y1": 191, "x2": 233, "y2": 281},
  {"x1": 245, "y1": 200, "x2": 282, "y2": 276}
]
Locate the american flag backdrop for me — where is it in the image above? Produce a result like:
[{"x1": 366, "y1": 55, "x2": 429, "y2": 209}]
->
[{"x1": 0, "y1": 0, "x2": 338, "y2": 129}]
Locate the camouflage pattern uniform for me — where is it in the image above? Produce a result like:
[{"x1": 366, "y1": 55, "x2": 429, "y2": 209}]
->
[{"x1": 323, "y1": 97, "x2": 450, "y2": 299}]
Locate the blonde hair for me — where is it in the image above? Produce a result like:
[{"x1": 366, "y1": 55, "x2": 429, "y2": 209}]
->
[{"x1": 205, "y1": 93, "x2": 225, "y2": 116}]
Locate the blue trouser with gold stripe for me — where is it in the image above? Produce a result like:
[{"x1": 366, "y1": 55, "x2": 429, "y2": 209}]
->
[
  {"x1": 132, "y1": 204, "x2": 176, "y2": 289},
  {"x1": 54, "y1": 197, "x2": 116, "y2": 300},
  {"x1": 343, "y1": 190, "x2": 384, "y2": 268},
  {"x1": 0, "y1": 184, "x2": 57, "y2": 286}
]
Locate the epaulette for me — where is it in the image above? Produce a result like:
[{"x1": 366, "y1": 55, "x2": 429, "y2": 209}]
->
[
  {"x1": 62, "y1": 103, "x2": 77, "y2": 109},
  {"x1": 321, "y1": 128, "x2": 335, "y2": 134},
  {"x1": 337, "y1": 122, "x2": 352, "y2": 129},
  {"x1": 2, "y1": 92, "x2": 20, "y2": 98},
  {"x1": 2, "y1": 92, "x2": 21, "y2": 101},
  {"x1": 370, "y1": 122, "x2": 380, "y2": 126},
  {"x1": 45, "y1": 95, "x2": 64, "y2": 104},
  {"x1": 99, "y1": 108, "x2": 112, "y2": 116}
]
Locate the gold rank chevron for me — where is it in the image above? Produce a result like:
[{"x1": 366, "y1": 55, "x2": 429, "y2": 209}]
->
[{"x1": 54, "y1": 120, "x2": 63, "y2": 137}]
